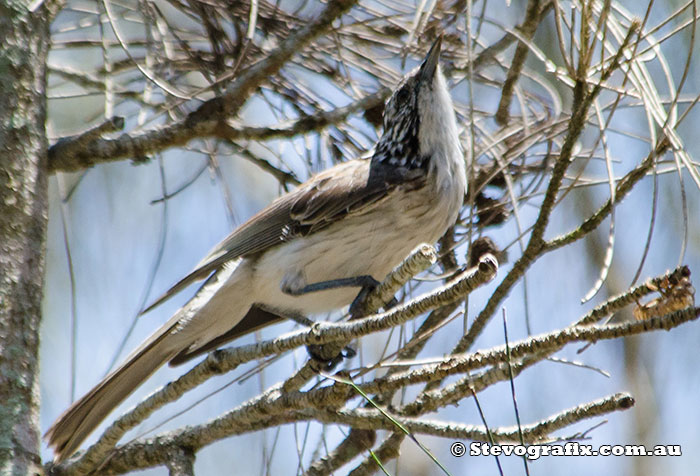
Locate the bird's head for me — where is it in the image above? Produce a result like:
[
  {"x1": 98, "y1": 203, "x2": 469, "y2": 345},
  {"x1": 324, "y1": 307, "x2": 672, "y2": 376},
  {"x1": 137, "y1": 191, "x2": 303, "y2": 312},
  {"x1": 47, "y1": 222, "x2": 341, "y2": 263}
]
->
[{"x1": 374, "y1": 36, "x2": 459, "y2": 170}]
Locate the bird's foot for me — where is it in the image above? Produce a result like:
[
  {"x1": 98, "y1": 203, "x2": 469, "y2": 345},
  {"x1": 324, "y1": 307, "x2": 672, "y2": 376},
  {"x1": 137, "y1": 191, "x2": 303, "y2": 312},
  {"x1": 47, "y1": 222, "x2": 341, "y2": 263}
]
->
[
  {"x1": 306, "y1": 343, "x2": 356, "y2": 371},
  {"x1": 349, "y1": 280, "x2": 398, "y2": 319}
]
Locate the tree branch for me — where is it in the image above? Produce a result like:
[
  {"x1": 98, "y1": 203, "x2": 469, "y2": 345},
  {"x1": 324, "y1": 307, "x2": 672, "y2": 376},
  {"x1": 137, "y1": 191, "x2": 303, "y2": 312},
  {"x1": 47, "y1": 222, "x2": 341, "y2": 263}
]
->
[
  {"x1": 300, "y1": 391, "x2": 634, "y2": 443},
  {"x1": 46, "y1": 0, "x2": 358, "y2": 172},
  {"x1": 48, "y1": 301, "x2": 695, "y2": 475}
]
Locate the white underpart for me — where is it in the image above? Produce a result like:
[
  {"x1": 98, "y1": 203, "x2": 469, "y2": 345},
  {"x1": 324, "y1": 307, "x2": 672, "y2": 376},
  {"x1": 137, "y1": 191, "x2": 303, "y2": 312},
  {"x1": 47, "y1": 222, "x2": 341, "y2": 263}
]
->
[{"x1": 418, "y1": 66, "x2": 467, "y2": 203}]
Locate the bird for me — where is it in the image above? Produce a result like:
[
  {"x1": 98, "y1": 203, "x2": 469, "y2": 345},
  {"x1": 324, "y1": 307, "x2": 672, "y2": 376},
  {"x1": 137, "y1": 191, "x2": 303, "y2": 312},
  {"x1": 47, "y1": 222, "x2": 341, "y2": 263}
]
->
[{"x1": 46, "y1": 35, "x2": 467, "y2": 462}]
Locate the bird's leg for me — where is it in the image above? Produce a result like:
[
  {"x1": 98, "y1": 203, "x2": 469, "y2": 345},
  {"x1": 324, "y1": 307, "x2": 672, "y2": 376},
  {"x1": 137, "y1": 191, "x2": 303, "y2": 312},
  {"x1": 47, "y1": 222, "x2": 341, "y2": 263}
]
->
[
  {"x1": 281, "y1": 274, "x2": 391, "y2": 368},
  {"x1": 282, "y1": 275, "x2": 381, "y2": 296},
  {"x1": 281, "y1": 274, "x2": 397, "y2": 317}
]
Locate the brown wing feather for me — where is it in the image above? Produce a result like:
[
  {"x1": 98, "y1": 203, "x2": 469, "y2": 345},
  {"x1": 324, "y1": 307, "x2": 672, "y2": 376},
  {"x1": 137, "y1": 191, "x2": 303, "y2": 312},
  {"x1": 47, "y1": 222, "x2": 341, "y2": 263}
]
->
[
  {"x1": 141, "y1": 202, "x2": 293, "y2": 314},
  {"x1": 168, "y1": 305, "x2": 285, "y2": 366},
  {"x1": 143, "y1": 158, "x2": 411, "y2": 314}
]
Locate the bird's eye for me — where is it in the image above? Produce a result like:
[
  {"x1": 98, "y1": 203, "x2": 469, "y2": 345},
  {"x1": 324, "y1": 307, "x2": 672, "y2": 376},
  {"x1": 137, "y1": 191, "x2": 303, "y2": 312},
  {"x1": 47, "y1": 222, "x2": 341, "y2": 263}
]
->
[{"x1": 396, "y1": 87, "x2": 411, "y2": 104}]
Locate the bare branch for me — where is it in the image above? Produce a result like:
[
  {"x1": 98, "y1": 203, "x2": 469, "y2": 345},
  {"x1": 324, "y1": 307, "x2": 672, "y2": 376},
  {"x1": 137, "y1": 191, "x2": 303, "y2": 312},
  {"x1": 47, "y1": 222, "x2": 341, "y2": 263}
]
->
[
  {"x1": 304, "y1": 429, "x2": 376, "y2": 476},
  {"x1": 50, "y1": 304, "x2": 696, "y2": 475},
  {"x1": 495, "y1": 0, "x2": 544, "y2": 125},
  {"x1": 46, "y1": 0, "x2": 358, "y2": 172},
  {"x1": 298, "y1": 392, "x2": 634, "y2": 443},
  {"x1": 164, "y1": 447, "x2": 195, "y2": 476},
  {"x1": 221, "y1": 89, "x2": 389, "y2": 142}
]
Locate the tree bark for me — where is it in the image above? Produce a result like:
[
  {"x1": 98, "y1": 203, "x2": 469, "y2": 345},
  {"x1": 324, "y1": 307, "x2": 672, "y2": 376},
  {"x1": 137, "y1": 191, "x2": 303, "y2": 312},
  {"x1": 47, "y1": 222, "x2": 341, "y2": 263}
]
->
[{"x1": 0, "y1": 0, "x2": 61, "y2": 473}]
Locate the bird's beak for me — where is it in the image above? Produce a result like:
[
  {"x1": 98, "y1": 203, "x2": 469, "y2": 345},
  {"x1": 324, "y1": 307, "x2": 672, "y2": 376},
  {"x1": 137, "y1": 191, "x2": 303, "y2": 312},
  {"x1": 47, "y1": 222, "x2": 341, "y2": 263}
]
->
[{"x1": 419, "y1": 35, "x2": 443, "y2": 83}]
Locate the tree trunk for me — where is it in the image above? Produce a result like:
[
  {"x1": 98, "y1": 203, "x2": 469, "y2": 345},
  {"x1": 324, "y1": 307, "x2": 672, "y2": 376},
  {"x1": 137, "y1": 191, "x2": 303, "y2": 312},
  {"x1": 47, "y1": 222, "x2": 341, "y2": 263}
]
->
[{"x1": 0, "y1": 0, "x2": 61, "y2": 473}]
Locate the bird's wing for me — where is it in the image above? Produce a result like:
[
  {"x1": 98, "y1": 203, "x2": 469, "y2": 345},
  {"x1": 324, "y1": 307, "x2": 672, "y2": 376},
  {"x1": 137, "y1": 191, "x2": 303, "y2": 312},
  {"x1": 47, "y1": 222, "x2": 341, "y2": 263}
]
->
[
  {"x1": 142, "y1": 158, "x2": 424, "y2": 313},
  {"x1": 168, "y1": 304, "x2": 285, "y2": 365}
]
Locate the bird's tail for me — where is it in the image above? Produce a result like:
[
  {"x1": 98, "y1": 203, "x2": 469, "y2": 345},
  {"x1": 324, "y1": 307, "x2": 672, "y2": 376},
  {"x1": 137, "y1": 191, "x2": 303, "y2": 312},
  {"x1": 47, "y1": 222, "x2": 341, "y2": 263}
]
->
[{"x1": 45, "y1": 321, "x2": 179, "y2": 462}]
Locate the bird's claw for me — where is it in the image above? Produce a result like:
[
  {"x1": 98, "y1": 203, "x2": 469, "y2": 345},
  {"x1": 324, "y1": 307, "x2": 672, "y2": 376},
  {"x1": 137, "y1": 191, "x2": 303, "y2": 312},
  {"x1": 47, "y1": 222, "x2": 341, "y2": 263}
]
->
[
  {"x1": 349, "y1": 284, "x2": 398, "y2": 318},
  {"x1": 306, "y1": 344, "x2": 356, "y2": 371}
]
